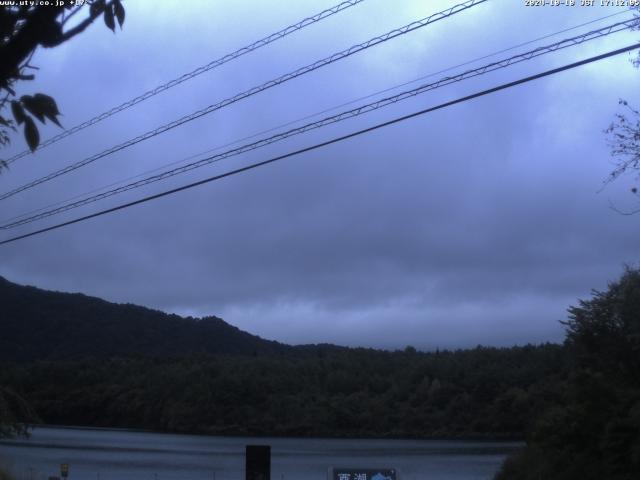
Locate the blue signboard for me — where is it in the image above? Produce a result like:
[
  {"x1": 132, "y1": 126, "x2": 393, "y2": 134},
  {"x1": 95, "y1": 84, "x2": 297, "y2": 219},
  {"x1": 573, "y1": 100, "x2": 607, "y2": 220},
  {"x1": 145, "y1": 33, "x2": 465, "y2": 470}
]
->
[{"x1": 330, "y1": 468, "x2": 397, "y2": 480}]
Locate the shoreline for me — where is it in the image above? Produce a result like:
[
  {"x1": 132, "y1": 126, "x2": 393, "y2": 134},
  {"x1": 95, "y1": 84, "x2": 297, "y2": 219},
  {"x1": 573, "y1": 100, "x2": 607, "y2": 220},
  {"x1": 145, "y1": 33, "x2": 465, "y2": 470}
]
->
[{"x1": 19, "y1": 424, "x2": 526, "y2": 443}]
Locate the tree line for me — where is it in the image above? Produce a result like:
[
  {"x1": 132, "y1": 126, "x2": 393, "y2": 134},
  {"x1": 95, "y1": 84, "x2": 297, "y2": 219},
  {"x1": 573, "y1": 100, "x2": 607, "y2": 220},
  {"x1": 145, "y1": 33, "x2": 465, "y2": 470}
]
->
[
  {"x1": 0, "y1": 343, "x2": 566, "y2": 439},
  {"x1": 1, "y1": 267, "x2": 638, "y2": 479}
]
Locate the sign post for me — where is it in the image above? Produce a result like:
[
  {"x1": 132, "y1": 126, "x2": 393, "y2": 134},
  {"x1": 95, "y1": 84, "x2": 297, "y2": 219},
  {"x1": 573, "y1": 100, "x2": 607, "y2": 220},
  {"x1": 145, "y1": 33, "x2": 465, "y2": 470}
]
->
[{"x1": 246, "y1": 445, "x2": 270, "y2": 480}]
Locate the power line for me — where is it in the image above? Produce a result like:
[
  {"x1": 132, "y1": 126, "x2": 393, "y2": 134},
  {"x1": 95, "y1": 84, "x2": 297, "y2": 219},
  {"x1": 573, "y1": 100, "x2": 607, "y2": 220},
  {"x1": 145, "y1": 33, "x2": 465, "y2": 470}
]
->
[
  {"x1": 0, "y1": 0, "x2": 488, "y2": 202},
  {"x1": 6, "y1": 8, "x2": 628, "y2": 227},
  {"x1": 313, "y1": 9, "x2": 631, "y2": 116},
  {"x1": 6, "y1": 8, "x2": 624, "y2": 227},
  {"x1": 6, "y1": 10, "x2": 630, "y2": 218},
  {"x1": 3, "y1": 17, "x2": 636, "y2": 230},
  {"x1": 1, "y1": 42, "x2": 637, "y2": 247},
  {"x1": 3, "y1": 0, "x2": 366, "y2": 165},
  {"x1": 3, "y1": 16, "x2": 635, "y2": 228}
]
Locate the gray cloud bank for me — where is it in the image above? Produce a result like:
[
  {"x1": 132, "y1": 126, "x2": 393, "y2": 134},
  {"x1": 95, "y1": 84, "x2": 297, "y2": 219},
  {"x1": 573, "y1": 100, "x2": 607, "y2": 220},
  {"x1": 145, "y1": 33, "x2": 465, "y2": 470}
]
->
[{"x1": 1, "y1": 0, "x2": 638, "y2": 350}]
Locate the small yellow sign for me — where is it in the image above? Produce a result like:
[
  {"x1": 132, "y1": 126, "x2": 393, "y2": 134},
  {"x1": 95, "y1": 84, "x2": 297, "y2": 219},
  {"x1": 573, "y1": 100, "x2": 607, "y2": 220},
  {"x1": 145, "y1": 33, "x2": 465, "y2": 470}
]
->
[{"x1": 60, "y1": 464, "x2": 68, "y2": 478}]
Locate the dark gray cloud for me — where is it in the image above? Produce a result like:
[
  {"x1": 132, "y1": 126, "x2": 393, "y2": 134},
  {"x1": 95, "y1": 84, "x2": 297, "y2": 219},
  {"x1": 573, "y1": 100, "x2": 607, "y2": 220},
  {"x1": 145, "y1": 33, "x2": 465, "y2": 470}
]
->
[{"x1": 1, "y1": 0, "x2": 638, "y2": 350}]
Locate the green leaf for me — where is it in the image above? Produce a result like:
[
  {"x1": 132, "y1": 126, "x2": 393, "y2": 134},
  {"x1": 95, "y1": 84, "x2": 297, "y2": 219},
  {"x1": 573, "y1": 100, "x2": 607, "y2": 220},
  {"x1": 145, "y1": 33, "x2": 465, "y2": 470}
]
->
[
  {"x1": 114, "y1": 0, "x2": 125, "y2": 28},
  {"x1": 19, "y1": 94, "x2": 62, "y2": 127},
  {"x1": 104, "y1": 5, "x2": 115, "y2": 32},
  {"x1": 24, "y1": 116, "x2": 39, "y2": 152},
  {"x1": 20, "y1": 95, "x2": 45, "y2": 123},
  {"x1": 11, "y1": 101, "x2": 25, "y2": 125},
  {"x1": 34, "y1": 93, "x2": 60, "y2": 115},
  {"x1": 33, "y1": 93, "x2": 62, "y2": 127}
]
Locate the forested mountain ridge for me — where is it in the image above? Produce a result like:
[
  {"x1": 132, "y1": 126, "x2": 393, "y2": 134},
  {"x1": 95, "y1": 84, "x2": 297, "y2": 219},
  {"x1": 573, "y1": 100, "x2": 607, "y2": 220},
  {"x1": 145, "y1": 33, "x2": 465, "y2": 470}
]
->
[
  {"x1": 0, "y1": 275, "x2": 569, "y2": 439},
  {"x1": 0, "y1": 276, "x2": 290, "y2": 360},
  {"x1": 2, "y1": 268, "x2": 638, "y2": 478}
]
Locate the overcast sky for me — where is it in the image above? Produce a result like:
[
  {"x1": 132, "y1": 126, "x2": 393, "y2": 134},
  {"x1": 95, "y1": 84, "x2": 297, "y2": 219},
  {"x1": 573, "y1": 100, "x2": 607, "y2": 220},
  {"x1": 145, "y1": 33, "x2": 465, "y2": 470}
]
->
[{"x1": 0, "y1": 0, "x2": 638, "y2": 350}]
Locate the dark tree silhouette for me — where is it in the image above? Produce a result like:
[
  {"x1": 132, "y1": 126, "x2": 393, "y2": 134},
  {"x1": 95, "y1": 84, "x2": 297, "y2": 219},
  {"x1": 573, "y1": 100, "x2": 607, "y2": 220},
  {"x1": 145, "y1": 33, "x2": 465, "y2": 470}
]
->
[
  {"x1": 604, "y1": 6, "x2": 640, "y2": 213},
  {"x1": 0, "y1": 0, "x2": 125, "y2": 168},
  {"x1": 0, "y1": 275, "x2": 569, "y2": 439},
  {"x1": 495, "y1": 266, "x2": 640, "y2": 480},
  {"x1": 0, "y1": 0, "x2": 125, "y2": 434}
]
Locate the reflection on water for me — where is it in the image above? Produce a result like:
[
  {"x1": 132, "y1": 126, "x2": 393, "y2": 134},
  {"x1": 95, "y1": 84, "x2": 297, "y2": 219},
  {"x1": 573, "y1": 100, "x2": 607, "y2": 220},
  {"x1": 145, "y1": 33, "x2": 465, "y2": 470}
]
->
[{"x1": 0, "y1": 427, "x2": 521, "y2": 480}]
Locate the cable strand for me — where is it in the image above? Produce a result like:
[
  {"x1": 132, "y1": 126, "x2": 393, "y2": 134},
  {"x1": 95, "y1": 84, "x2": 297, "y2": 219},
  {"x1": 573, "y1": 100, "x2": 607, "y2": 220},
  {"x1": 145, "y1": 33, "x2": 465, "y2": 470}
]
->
[
  {"x1": 3, "y1": 0, "x2": 366, "y2": 164},
  {"x1": 3, "y1": 17, "x2": 636, "y2": 230},
  {"x1": 2, "y1": 42, "x2": 638, "y2": 246},
  {"x1": 0, "y1": 0, "x2": 488, "y2": 201}
]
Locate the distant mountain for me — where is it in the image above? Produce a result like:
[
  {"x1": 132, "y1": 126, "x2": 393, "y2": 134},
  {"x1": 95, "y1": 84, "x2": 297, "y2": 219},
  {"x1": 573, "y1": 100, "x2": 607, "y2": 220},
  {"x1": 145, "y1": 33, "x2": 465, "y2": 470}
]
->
[
  {"x1": 0, "y1": 276, "x2": 291, "y2": 360},
  {"x1": 0, "y1": 276, "x2": 574, "y2": 441}
]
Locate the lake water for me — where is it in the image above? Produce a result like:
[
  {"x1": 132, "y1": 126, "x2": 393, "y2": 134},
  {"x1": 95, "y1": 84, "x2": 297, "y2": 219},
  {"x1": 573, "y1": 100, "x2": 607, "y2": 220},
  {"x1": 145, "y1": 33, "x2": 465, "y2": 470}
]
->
[{"x1": 0, "y1": 427, "x2": 521, "y2": 480}]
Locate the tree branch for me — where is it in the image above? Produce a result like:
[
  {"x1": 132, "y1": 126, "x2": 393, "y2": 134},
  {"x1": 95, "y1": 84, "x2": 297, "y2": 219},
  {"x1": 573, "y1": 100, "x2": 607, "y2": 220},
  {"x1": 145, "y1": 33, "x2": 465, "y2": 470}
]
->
[
  {"x1": 0, "y1": 2, "x2": 112, "y2": 83},
  {"x1": 60, "y1": 5, "x2": 84, "y2": 27},
  {"x1": 52, "y1": 2, "x2": 113, "y2": 47},
  {"x1": 0, "y1": 6, "x2": 63, "y2": 84}
]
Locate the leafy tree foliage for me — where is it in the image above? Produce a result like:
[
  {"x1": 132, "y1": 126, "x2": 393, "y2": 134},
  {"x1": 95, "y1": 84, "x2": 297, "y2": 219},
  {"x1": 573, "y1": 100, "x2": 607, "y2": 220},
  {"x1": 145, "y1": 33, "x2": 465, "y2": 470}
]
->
[
  {"x1": 606, "y1": 99, "x2": 640, "y2": 215},
  {"x1": 2, "y1": 266, "x2": 637, "y2": 480},
  {"x1": 604, "y1": 6, "x2": 640, "y2": 213},
  {"x1": 0, "y1": 0, "x2": 125, "y2": 166},
  {"x1": 0, "y1": 344, "x2": 566, "y2": 439},
  {"x1": 495, "y1": 267, "x2": 640, "y2": 480},
  {"x1": 0, "y1": 275, "x2": 571, "y2": 439}
]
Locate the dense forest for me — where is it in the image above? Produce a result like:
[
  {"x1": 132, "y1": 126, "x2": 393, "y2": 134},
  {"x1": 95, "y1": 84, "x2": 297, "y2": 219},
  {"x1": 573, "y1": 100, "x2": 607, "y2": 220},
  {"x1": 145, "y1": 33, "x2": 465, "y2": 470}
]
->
[
  {"x1": 0, "y1": 344, "x2": 566, "y2": 438},
  {"x1": 0, "y1": 275, "x2": 567, "y2": 438},
  {"x1": 1, "y1": 269, "x2": 639, "y2": 479}
]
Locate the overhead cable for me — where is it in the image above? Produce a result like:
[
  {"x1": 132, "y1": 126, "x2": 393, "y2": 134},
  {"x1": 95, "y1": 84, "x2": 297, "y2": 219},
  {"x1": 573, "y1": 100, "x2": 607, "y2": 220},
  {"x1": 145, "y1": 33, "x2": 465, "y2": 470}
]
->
[
  {"x1": 3, "y1": 0, "x2": 366, "y2": 165},
  {"x1": 1, "y1": 42, "x2": 638, "y2": 246},
  {"x1": 2, "y1": 17, "x2": 637, "y2": 230},
  {"x1": 9, "y1": 7, "x2": 622, "y2": 227},
  {"x1": 0, "y1": 0, "x2": 488, "y2": 201}
]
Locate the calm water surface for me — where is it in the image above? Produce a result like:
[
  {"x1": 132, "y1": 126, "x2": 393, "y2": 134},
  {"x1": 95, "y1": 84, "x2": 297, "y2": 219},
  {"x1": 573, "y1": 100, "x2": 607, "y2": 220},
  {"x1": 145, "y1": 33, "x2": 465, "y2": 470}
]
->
[{"x1": 0, "y1": 427, "x2": 521, "y2": 480}]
